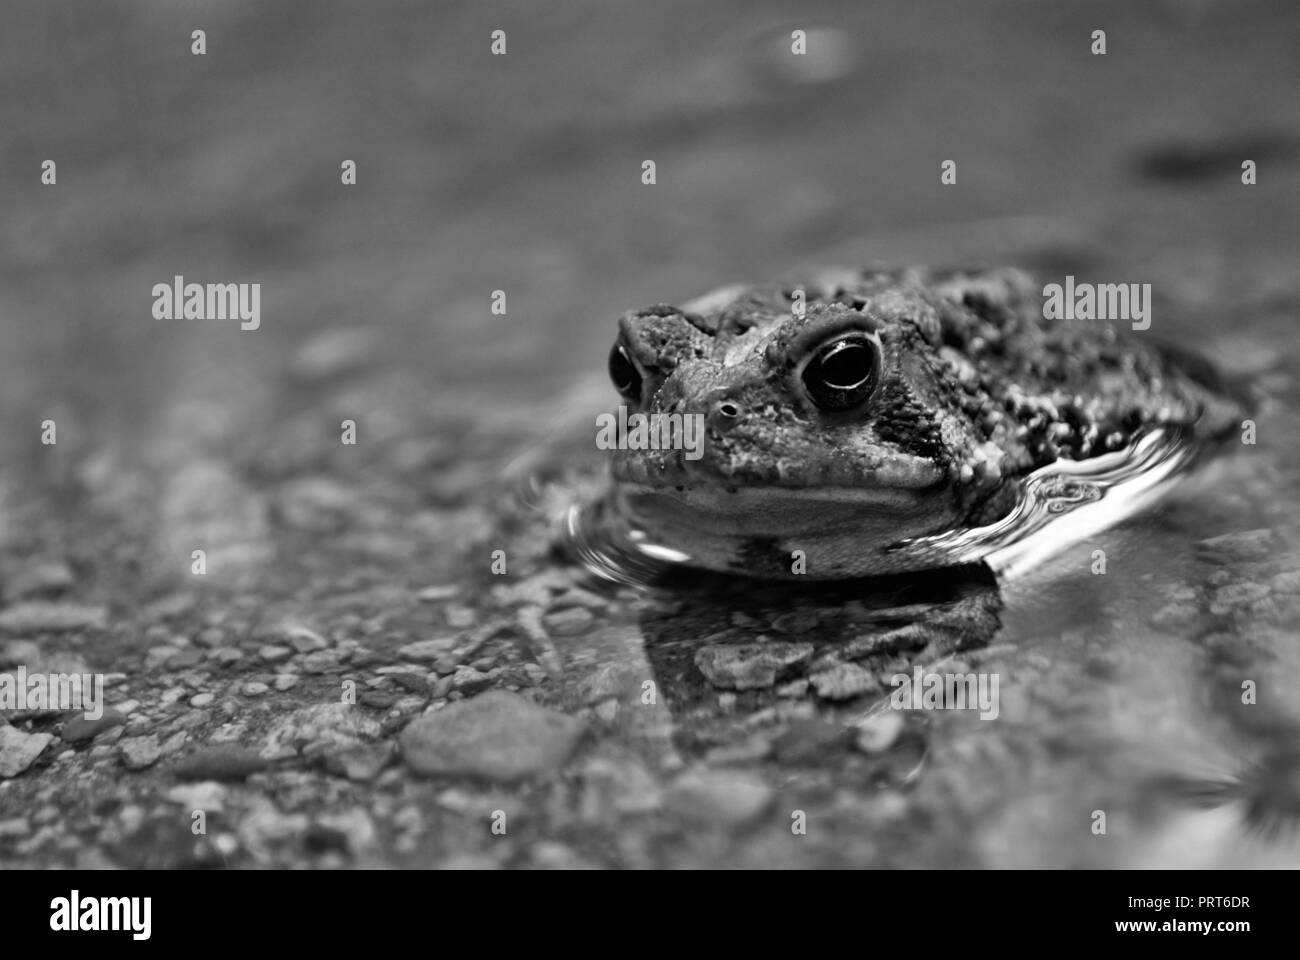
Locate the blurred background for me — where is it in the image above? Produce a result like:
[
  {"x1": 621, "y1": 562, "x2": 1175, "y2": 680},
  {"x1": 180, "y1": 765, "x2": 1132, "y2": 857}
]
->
[
  {"x1": 2, "y1": 0, "x2": 1299, "y2": 868},
  {"x1": 4, "y1": 0, "x2": 1298, "y2": 420}
]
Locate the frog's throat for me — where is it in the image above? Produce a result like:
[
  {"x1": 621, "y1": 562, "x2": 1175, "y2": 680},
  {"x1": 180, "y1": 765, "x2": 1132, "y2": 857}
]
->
[{"x1": 609, "y1": 481, "x2": 963, "y2": 577}]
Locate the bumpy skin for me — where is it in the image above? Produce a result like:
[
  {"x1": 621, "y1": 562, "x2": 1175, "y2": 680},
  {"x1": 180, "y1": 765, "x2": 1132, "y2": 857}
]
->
[{"x1": 606, "y1": 267, "x2": 1245, "y2": 577}]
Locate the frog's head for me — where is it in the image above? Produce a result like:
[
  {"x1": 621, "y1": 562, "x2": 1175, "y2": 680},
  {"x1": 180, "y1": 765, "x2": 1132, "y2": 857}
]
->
[{"x1": 603, "y1": 279, "x2": 1011, "y2": 577}]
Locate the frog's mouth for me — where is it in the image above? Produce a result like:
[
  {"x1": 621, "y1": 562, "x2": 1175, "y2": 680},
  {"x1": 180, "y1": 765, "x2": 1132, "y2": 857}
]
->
[
  {"x1": 609, "y1": 443, "x2": 947, "y2": 492},
  {"x1": 613, "y1": 481, "x2": 955, "y2": 541}
]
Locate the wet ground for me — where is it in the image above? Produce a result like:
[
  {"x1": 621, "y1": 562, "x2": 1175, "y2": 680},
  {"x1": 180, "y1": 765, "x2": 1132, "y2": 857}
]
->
[{"x1": 2, "y1": 0, "x2": 1300, "y2": 868}]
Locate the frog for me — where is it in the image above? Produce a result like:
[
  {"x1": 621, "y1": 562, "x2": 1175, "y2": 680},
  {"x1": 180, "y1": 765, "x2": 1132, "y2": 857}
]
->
[{"x1": 601, "y1": 266, "x2": 1249, "y2": 579}]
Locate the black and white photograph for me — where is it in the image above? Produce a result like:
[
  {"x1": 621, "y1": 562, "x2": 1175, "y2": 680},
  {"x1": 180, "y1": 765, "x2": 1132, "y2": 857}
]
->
[{"x1": 0, "y1": 0, "x2": 1295, "y2": 932}]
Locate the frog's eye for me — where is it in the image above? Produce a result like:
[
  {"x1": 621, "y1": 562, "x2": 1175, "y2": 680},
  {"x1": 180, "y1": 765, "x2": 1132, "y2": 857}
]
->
[
  {"x1": 608, "y1": 343, "x2": 643, "y2": 404},
  {"x1": 801, "y1": 333, "x2": 880, "y2": 411}
]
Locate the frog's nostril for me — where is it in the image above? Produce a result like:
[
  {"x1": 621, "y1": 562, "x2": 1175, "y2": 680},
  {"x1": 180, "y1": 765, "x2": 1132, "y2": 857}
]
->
[{"x1": 709, "y1": 400, "x2": 742, "y2": 429}]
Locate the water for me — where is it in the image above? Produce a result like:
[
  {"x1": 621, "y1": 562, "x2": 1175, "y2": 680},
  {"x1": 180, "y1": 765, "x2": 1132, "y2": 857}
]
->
[{"x1": 507, "y1": 406, "x2": 1300, "y2": 867}]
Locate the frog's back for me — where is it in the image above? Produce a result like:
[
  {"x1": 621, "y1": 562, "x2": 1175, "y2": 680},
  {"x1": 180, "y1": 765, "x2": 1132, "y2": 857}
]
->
[{"x1": 753, "y1": 265, "x2": 1248, "y2": 481}]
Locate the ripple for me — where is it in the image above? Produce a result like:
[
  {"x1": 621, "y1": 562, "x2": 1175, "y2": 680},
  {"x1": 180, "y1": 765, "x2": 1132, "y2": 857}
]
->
[{"x1": 562, "y1": 427, "x2": 1198, "y2": 585}]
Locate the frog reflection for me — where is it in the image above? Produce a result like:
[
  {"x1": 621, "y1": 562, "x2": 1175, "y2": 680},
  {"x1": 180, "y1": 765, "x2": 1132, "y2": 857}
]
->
[{"x1": 599, "y1": 560, "x2": 1003, "y2": 774}]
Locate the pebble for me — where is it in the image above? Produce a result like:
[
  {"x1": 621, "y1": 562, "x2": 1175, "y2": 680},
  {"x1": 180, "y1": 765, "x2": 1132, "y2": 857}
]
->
[
  {"x1": 444, "y1": 605, "x2": 476, "y2": 628},
  {"x1": 349, "y1": 647, "x2": 382, "y2": 668},
  {"x1": 663, "y1": 769, "x2": 774, "y2": 827},
  {"x1": 312, "y1": 808, "x2": 376, "y2": 855},
  {"x1": 694, "y1": 642, "x2": 813, "y2": 690},
  {"x1": 522, "y1": 663, "x2": 547, "y2": 685},
  {"x1": 1209, "y1": 581, "x2": 1272, "y2": 616},
  {"x1": 0, "y1": 602, "x2": 107, "y2": 633},
  {"x1": 144, "y1": 646, "x2": 178, "y2": 670},
  {"x1": 389, "y1": 672, "x2": 429, "y2": 694},
  {"x1": 195, "y1": 627, "x2": 225, "y2": 648},
  {"x1": 211, "y1": 647, "x2": 245, "y2": 666},
  {"x1": 450, "y1": 666, "x2": 493, "y2": 694},
  {"x1": 169, "y1": 649, "x2": 203, "y2": 669},
  {"x1": 391, "y1": 805, "x2": 423, "y2": 835},
  {"x1": 175, "y1": 708, "x2": 211, "y2": 731},
  {"x1": 159, "y1": 731, "x2": 189, "y2": 756},
  {"x1": 775, "y1": 679, "x2": 809, "y2": 698},
  {"x1": 166, "y1": 781, "x2": 227, "y2": 812},
  {"x1": 397, "y1": 638, "x2": 460, "y2": 662},
  {"x1": 61, "y1": 708, "x2": 127, "y2": 744},
  {"x1": 417, "y1": 585, "x2": 460, "y2": 602},
  {"x1": 189, "y1": 693, "x2": 216, "y2": 708},
  {"x1": 392, "y1": 695, "x2": 426, "y2": 714},
  {"x1": 272, "y1": 674, "x2": 299, "y2": 692},
  {"x1": 1271, "y1": 570, "x2": 1300, "y2": 593},
  {"x1": 770, "y1": 610, "x2": 822, "y2": 634},
  {"x1": 118, "y1": 735, "x2": 162, "y2": 770},
  {"x1": 528, "y1": 842, "x2": 591, "y2": 869},
  {"x1": 1196, "y1": 529, "x2": 1277, "y2": 563},
  {"x1": 0, "y1": 639, "x2": 40, "y2": 668},
  {"x1": 99, "y1": 724, "x2": 126, "y2": 744},
  {"x1": 278, "y1": 625, "x2": 329, "y2": 653},
  {"x1": 771, "y1": 717, "x2": 850, "y2": 763},
  {"x1": 324, "y1": 745, "x2": 392, "y2": 782},
  {"x1": 580, "y1": 757, "x2": 663, "y2": 816},
  {"x1": 541, "y1": 606, "x2": 595, "y2": 637},
  {"x1": 429, "y1": 675, "x2": 455, "y2": 699},
  {"x1": 242, "y1": 682, "x2": 269, "y2": 697},
  {"x1": 399, "y1": 690, "x2": 585, "y2": 781},
  {"x1": 3, "y1": 562, "x2": 74, "y2": 601},
  {"x1": 809, "y1": 662, "x2": 881, "y2": 701},
  {"x1": 432, "y1": 655, "x2": 460, "y2": 676},
  {"x1": 1150, "y1": 602, "x2": 1196, "y2": 630},
  {"x1": 174, "y1": 745, "x2": 269, "y2": 782},
  {"x1": 0, "y1": 726, "x2": 53, "y2": 777},
  {"x1": 260, "y1": 703, "x2": 381, "y2": 760},
  {"x1": 289, "y1": 326, "x2": 378, "y2": 381},
  {"x1": 207, "y1": 721, "x2": 247, "y2": 744},
  {"x1": 554, "y1": 587, "x2": 609, "y2": 611},
  {"x1": 298, "y1": 650, "x2": 339, "y2": 674},
  {"x1": 145, "y1": 593, "x2": 197, "y2": 622},
  {"x1": 288, "y1": 631, "x2": 328, "y2": 654},
  {"x1": 703, "y1": 736, "x2": 772, "y2": 765},
  {"x1": 258, "y1": 645, "x2": 292, "y2": 663},
  {"x1": 855, "y1": 712, "x2": 905, "y2": 754}
]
